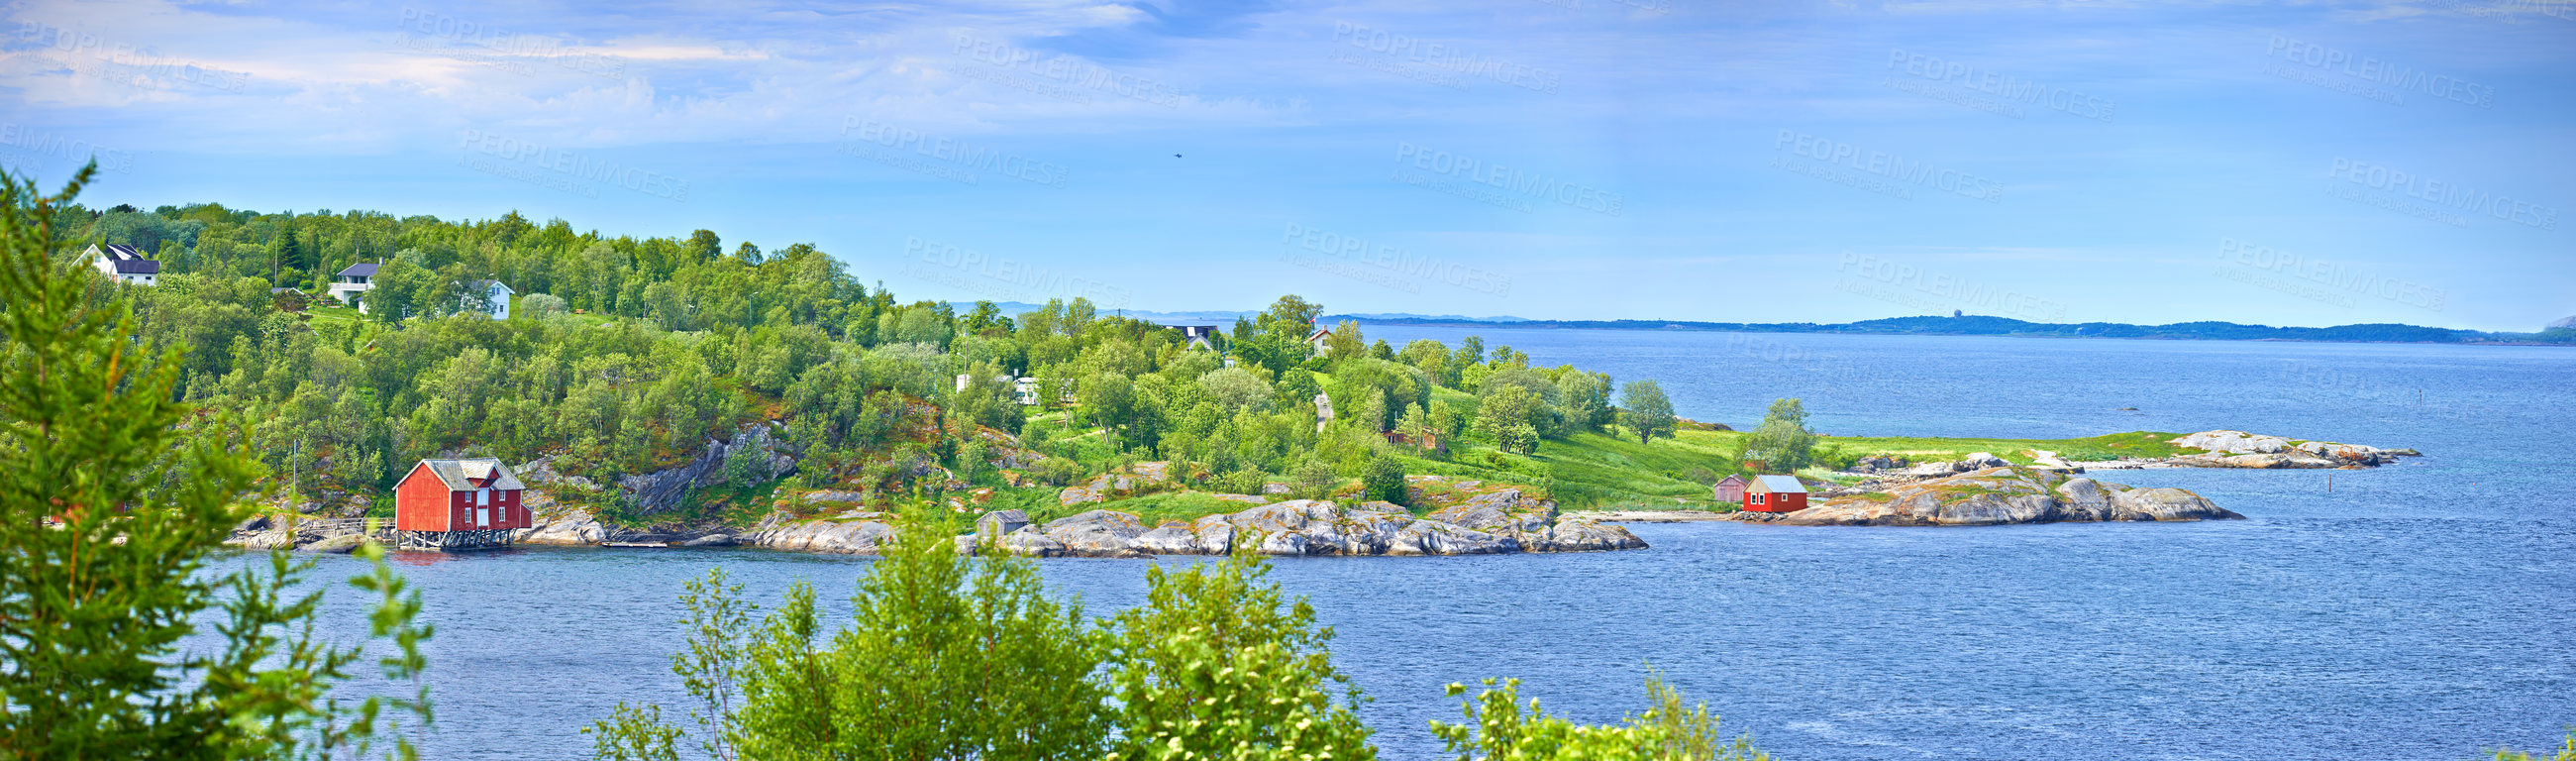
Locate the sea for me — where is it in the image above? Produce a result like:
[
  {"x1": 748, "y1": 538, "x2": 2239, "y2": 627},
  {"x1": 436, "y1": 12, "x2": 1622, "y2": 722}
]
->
[{"x1": 220, "y1": 327, "x2": 2576, "y2": 760}]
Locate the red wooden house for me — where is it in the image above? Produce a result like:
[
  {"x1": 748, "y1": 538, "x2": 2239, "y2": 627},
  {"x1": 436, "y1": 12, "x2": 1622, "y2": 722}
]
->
[
  {"x1": 1742, "y1": 475, "x2": 1808, "y2": 513},
  {"x1": 394, "y1": 458, "x2": 528, "y2": 550}
]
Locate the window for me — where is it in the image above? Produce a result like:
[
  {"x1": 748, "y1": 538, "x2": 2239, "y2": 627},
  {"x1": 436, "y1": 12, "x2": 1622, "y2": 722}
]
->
[{"x1": 478, "y1": 489, "x2": 489, "y2": 505}]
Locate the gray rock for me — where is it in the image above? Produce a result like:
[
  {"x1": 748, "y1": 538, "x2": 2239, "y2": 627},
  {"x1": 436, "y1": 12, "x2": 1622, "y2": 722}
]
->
[
  {"x1": 1041, "y1": 509, "x2": 1148, "y2": 556},
  {"x1": 1190, "y1": 513, "x2": 1237, "y2": 555},
  {"x1": 1131, "y1": 521, "x2": 1210, "y2": 555},
  {"x1": 2111, "y1": 488, "x2": 2243, "y2": 521},
  {"x1": 1425, "y1": 489, "x2": 1554, "y2": 535},
  {"x1": 1390, "y1": 520, "x2": 1517, "y2": 555},
  {"x1": 608, "y1": 422, "x2": 798, "y2": 514},
  {"x1": 2053, "y1": 478, "x2": 2121, "y2": 521},
  {"x1": 681, "y1": 534, "x2": 734, "y2": 547},
  {"x1": 1001, "y1": 528, "x2": 1066, "y2": 557},
  {"x1": 300, "y1": 534, "x2": 367, "y2": 554},
  {"x1": 1528, "y1": 520, "x2": 1647, "y2": 552},
  {"x1": 234, "y1": 514, "x2": 270, "y2": 533},
  {"x1": 227, "y1": 528, "x2": 297, "y2": 550},
  {"x1": 1925, "y1": 492, "x2": 2056, "y2": 526},
  {"x1": 749, "y1": 517, "x2": 894, "y2": 554}
]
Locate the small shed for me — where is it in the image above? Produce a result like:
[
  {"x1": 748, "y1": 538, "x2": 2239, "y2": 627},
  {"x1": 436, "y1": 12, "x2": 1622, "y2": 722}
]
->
[
  {"x1": 393, "y1": 458, "x2": 529, "y2": 550},
  {"x1": 1742, "y1": 475, "x2": 1808, "y2": 513},
  {"x1": 1711, "y1": 475, "x2": 1748, "y2": 502}
]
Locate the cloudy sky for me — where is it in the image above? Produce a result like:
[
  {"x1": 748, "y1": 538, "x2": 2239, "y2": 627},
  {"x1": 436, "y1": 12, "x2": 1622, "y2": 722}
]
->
[{"x1": 2, "y1": 0, "x2": 2570, "y2": 330}]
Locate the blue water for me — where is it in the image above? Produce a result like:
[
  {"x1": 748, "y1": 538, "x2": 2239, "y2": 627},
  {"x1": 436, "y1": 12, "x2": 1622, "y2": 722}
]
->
[{"x1": 242, "y1": 329, "x2": 2576, "y2": 759}]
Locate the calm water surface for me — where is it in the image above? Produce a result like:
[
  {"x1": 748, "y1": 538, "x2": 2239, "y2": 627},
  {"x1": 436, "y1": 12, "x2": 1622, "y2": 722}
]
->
[{"x1": 241, "y1": 329, "x2": 2576, "y2": 760}]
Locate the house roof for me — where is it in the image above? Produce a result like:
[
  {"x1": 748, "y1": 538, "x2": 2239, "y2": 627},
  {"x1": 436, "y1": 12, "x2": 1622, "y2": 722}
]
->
[
  {"x1": 1714, "y1": 475, "x2": 1747, "y2": 485},
  {"x1": 470, "y1": 279, "x2": 514, "y2": 293},
  {"x1": 414, "y1": 458, "x2": 525, "y2": 491},
  {"x1": 1307, "y1": 327, "x2": 1332, "y2": 341},
  {"x1": 1748, "y1": 475, "x2": 1806, "y2": 493},
  {"x1": 96, "y1": 244, "x2": 147, "y2": 261},
  {"x1": 112, "y1": 260, "x2": 160, "y2": 274},
  {"x1": 337, "y1": 263, "x2": 380, "y2": 277}
]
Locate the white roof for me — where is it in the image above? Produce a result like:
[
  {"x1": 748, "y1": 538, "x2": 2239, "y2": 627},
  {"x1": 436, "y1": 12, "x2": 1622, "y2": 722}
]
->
[{"x1": 1750, "y1": 475, "x2": 1806, "y2": 493}]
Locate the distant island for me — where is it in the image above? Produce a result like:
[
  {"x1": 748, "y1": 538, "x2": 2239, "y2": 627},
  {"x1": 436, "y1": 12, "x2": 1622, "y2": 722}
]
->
[
  {"x1": 978, "y1": 301, "x2": 2576, "y2": 347},
  {"x1": 1330, "y1": 313, "x2": 2576, "y2": 346}
]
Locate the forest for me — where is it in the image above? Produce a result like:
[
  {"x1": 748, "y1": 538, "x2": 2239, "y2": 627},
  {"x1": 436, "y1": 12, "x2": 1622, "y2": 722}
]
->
[{"x1": 73, "y1": 202, "x2": 1754, "y2": 523}]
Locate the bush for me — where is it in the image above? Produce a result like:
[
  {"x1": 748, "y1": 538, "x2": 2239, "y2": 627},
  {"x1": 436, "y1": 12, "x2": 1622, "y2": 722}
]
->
[
  {"x1": 590, "y1": 523, "x2": 1377, "y2": 761},
  {"x1": 1432, "y1": 670, "x2": 1768, "y2": 761},
  {"x1": 1291, "y1": 459, "x2": 1338, "y2": 500},
  {"x1": 1362, "y1": 457, "x2": 1405, "y2": 505},
  {"x1": 1215, "y1": 468, "x2": 1269, "y2": 496}
]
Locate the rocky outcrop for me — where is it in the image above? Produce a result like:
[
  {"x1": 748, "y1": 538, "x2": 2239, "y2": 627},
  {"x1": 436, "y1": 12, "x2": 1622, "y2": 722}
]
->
[
  {"x1": 964, "y1": 495, "x2": 1643, "y2": 558},
  {"x1": 1056, "y1": 462, "x2": 1190, "y2": 506},
  {"x1": 614, "y1": 422, "x2": 796, "y2": 514},
  {"x1": 2158, "y1": 430, "x2": 2418, "y2": 469},
  {"x1": 743, "y1": 511, "x2": 897, "y2": 555},
  {"x1": 1730, "y1": 466, "x2": 2241, "y2": 527}
]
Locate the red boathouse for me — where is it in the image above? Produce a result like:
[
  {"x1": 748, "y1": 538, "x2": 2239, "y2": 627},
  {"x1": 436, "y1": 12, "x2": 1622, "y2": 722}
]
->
[
  {"x1": 394, "y1": 458, "x2": 528, "y2": 551},
  {"x1": 1742, "y1": 475, "x2": 1808, "y2": 513}
]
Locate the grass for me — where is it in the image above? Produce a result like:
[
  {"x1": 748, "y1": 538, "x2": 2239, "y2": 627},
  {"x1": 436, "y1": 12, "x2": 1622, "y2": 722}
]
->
[
  {"x1": 1082, "y1": 491, "x2": 1269, "y2": 527},
  {"x1": 1675, "y1": 429, "x2": 2188, "y2": 466}
]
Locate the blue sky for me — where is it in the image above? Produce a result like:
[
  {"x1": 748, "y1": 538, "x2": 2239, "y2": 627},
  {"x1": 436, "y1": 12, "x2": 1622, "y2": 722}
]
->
[{"x1": 2, "y1": 0, "x2": 2570, "y2": 331}]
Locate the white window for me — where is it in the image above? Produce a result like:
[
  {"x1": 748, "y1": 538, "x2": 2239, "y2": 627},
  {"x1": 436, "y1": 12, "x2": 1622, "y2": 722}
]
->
[
  {"x1": 476, "y1": 508, "x2": 490, "y2": 527},
  {"x1": 478, "y1": 488, "x2": 489, "y2": 505}
]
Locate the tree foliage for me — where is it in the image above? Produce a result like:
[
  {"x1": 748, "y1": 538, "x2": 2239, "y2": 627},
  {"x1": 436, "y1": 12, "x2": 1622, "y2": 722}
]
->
[
  {"x1": 1431, "y1": 670, "x2": 1768, "y2": 761},
  {"x1": 1616, "y1": 380, "x2": 1677, "y2": 445},
  {"x1": 1738, "y1": 398, "x2": 1814, "y2": 472},
  {"x1": 0, "y1": 164, "x2": 433, "y2": 759}
]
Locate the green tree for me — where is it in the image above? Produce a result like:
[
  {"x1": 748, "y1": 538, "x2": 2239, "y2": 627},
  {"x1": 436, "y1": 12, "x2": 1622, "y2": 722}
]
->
[
  {"x1": 590, "y1": 522, "x2": 1109, "y2": 761},
  {"x1": 1616, "y1": 380, "x2": 1677, "y2": 445},
  {"x1": 1102, "y1": 548, "x2": 1377, "y2": 761},
  {"x1": 1, "y1": 164, "x2": 432, "y2": 759},
  {"x1": 1431, "y1": 670, "x2": 1769, "y2": 761},
  {"x1": 1477, "y1": 384, "x2": 1543, "y2": 455},
  {"x1": 1739, "y1": 397, "x2": 1815, "y2": 472},
  {"x1": 1361, "y1": 455, "x2": 1406, "y2": 505}
]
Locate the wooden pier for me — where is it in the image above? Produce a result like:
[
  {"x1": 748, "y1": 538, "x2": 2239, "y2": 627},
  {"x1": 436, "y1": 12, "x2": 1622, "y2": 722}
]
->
[{"x1": 392, "y1": 528, "x2": 515, "y2": 552}]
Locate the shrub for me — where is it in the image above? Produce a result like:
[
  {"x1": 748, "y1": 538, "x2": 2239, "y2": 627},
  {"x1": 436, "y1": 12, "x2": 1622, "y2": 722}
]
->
[{"x1": 1362, "y1": 457, "x2": 1405, "y2": 505}]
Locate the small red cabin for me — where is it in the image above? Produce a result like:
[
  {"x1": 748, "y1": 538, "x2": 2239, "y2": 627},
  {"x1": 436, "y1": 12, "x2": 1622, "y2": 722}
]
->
[
  {"x1": 1742, "y1": 475, "x2": 1808, "y2": 512},
  {"x1": 395, "y1": 458, "x2": 529, "y2": 536},
  {"x1": 1711, "y1": 475, "x2": 1748, "y2": 503}
]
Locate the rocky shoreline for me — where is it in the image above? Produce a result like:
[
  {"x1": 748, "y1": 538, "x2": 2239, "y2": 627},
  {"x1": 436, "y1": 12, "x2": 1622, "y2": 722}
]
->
[
  {"x1": 1844, "y1": 430, "x2": 2419, "y2": 484},
  {"x1": 1725, "y1": 466, "x2": 2242, "y2": 527},
  {"x1": 222, "y1": 429, "x2": 2410, "y2": 552},
  {"x1": 742, "y1": 491, "x2": 1645, "y2": 558}
]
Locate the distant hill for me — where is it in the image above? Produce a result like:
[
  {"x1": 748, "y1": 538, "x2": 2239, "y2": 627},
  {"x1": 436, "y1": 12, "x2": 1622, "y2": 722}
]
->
[
  {"x1": 1333, "y1": 313, "x2": 2576, "y2": 345},
  {"x1": 941, "y1": 300, "x2": 2573, "y2": 346}
]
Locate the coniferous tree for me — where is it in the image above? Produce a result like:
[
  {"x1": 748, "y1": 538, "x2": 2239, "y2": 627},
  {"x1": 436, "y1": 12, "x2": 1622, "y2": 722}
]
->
[{"x1": 0, "y1": 164, "x2": 433, "y2": 760}]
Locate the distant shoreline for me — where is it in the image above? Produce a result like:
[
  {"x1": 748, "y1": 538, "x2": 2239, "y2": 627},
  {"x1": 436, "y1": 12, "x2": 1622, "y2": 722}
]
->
[{"x1": 1337, "y1": 315, "x2": 2576, "y2": 347}]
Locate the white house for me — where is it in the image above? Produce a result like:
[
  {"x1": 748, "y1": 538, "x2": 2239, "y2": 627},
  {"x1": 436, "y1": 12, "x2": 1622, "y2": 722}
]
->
[
  {"x1": 469, "y1": 280, "x2": 515, "y2": 319},
  {"x1": 1163, "y1": 323, "x2": 1218, "y2": 350},
  {"x1": 956, "y1": 374, "x2": 1047, "y2": 406},
  {"x1": 86, "y1": 244, "x2": 158, "y2": 285},
  {"x1": 329, "y1": 264, "x2": 379, "y2": 313},
  {"x1": 1306, "y1": 326, "x2": 1334, "y2": 353}
]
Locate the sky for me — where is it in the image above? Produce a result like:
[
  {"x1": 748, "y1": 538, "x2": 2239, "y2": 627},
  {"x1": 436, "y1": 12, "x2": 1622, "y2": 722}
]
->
[{"x1": 1, "y1": 0, "x2": 2570, "y2": 331}]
